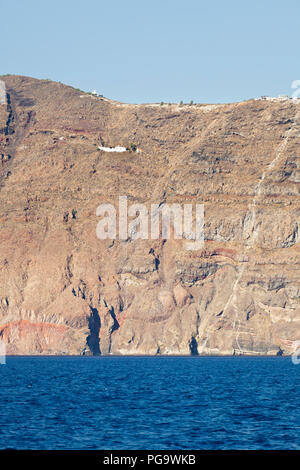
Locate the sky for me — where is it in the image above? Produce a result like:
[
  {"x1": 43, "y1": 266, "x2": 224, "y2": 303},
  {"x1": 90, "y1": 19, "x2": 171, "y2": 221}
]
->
[{"x1": 1, "y1": 0, "x2": 300, "y2": 103}]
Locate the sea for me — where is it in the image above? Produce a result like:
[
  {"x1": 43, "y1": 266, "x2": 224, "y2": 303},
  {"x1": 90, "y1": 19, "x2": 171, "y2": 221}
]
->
[{"x1": 0, "y1": 356, "x2": 299, "y2": 450}]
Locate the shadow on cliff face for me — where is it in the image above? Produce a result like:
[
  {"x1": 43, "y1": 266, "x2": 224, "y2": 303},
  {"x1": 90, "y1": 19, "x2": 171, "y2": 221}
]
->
[
  {"x1": 87, "y1": 307, "x2": 101, "y2": 355},
  {"x1": 189, "y1": 336, "x2": 199, "y2": 356},
  {"x1": 11, "y1": 89, "x2": 35, "y2": 107},
  {"x1": 5, "y1": 93, "x2": 14, "y2": 136},
  {"x1": 107, "y1": 306, "x2": 120, "y2": 354}
]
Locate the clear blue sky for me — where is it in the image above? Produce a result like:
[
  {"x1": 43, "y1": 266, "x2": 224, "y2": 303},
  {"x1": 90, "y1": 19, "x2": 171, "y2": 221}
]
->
[{"x1": 1, "y1": 0, "x2": 300, "y2": 103}]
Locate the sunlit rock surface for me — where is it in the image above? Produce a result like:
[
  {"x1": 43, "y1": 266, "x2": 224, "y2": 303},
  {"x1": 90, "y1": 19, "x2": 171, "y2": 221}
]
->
[{"x1": 1, "y1": 75, "x2": 300, "y2": 355}]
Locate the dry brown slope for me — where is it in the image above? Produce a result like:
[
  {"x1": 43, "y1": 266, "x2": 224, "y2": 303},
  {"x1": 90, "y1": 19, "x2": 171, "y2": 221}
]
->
[{"x1": 0, "y1": 75, "x2": 300, "y2": 355}]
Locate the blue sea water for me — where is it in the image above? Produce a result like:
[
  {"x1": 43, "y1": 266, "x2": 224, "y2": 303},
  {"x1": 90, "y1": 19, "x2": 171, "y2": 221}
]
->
[{"x1": 0, "y1": 356, "x2": 299, "y2": 450}]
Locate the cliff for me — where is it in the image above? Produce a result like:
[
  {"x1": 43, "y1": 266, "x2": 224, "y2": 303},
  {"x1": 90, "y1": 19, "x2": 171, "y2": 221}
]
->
[{"x1": 0, "y1": 74, "x2": 300, "y2": 355}]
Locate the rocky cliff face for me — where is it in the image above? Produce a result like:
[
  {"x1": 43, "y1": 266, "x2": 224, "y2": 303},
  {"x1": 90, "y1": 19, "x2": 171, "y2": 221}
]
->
[{"x1": 1, "y1": 75, "x2": 300, "y2": 356}]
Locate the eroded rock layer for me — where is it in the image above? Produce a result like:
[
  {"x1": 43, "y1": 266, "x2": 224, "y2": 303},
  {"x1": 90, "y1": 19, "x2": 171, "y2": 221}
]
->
[{"x1": 1, "y1": 75, "x2": 300, "y2": 355}]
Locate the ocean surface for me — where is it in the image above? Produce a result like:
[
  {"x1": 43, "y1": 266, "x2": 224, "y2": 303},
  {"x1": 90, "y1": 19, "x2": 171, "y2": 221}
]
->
[{"x1": 0, "y1": 356, "x2": 299, "y2": 450}]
